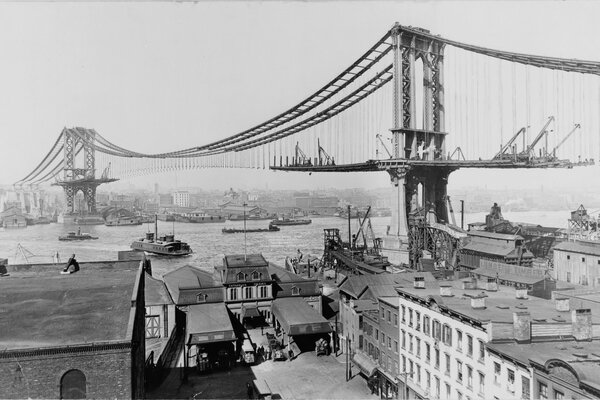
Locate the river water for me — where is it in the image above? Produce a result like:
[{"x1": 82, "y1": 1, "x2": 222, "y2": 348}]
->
[{"x1": 0, "y1": 210, "x2": 572, "y2": 278}]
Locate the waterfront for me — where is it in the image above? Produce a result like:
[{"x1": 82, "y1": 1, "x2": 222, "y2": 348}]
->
[{"x1": 0, "y1": 209, "x2": 575, "y2": 277}]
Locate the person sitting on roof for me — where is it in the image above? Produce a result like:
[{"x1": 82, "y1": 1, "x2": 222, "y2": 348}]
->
[{"x1": 61, "y1": 254, "x2": 80, "y2": 274}]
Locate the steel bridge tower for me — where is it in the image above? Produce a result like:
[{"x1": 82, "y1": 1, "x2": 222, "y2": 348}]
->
[
  {"x1": 53, "y1": 127, "x2": 117, "y2": 217},
  {"x1": 384, "y1": 24, "x2": 453, "y2": 265}
]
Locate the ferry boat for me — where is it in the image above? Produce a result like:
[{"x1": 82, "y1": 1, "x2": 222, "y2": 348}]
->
[
  {"x1": 58, "y1": 228, "x2": 98, "y2": 241},
  {"x1": 222, "y1": 223, "x2": 280, "y2": 234},
  {"x1": 130, "y1": 217, "x2": 192, "y2": 256},
  {"x1": 270, "y1": 217, "x2": 312, "y2": 226}
]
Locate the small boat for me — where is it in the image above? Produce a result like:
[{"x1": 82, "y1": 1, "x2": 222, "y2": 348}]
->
[
  {"x1": 222, "y1": 223, "x2": 280, "y2": 234},
  {"x1": 58, "y1": 228, "x2": 98, "y2": 241},
  {"x1": 271, "y1": 218, "x2": 312, "y2": 226},
  {"x1": 130, "y1": 216, "x2": 192, "y2": 256}
]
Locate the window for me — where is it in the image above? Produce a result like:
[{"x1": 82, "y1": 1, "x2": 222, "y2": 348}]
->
[
  {"x1": 445, "y1": 353, "x2": 450, "y2": 375},
  {"x1": 259, "y1": 286, "x2": 269, "y2": 298},
  {"x1": 402, "y1": 355, "x2": 406, "y2": 372},
  {"x1": 435, "y1": 377, "x2": 440, "y2": 398},
  {"x1": 416, "y1": 338, "x2": 421, "y2": 357},
  {"x1": 229, "y1": 287, "x2": 238, "y2": 300},
  {"x1": 435, "y1": 348, "x2": 440, "y2": 369},
  {"x1": 494, "y1": 362, "x2": 501, "y2": 384},
  {"x1": 567, "y1": 272, "x2": 571, "y2": 282},
  {"x1": 416, "y1": 365, "x2": 421, "y2": 383},
  {"x1": 478, "y1": 372, "x2": 485, "y2": 393},
  {"x1": 145, "y1": 315, "x2": 160, "y2": 339},
  {"x1": 382, "y1": 332, "x2": 386, "y2": 344},
  {"x1": 402, "y1": 305, "x2": 406, "y2": 323},
  {"x1": 237, "y1": 272, "x2": 246, "y2": 281},
  {"x1": 394, "y1": 313, "x2": 398, "y2": 327},
  {"x1": 409, "y1": 309, "x2": 413, "y2": 326},
  {"x1": 387, "y1": 356, "x2": 392, "y2": 372},
  {"x1": 522, "y1": 377, "x2": 530, "y2": 399},
  {"x1": 442, "y1": 324, "x2": 453, "y2": 346},
  {"x1": 457, "y1": 360, "x2": 463, "y2": 382},
  {"x1": 582, "y1": 257, "x2": 586, "y2": 262},
  {"x1": 467, "y1": 334, "x2": 473, "y2": 357},
  {"x1": 423, "y1": 315, "x2": 431, "y2": 335},
  {"x1": 388, "y1": 337, "x2": 392, "y2": 350},
  {"x1": 244, "y1": 286, "x2": 253, "y2": 299},
  {"x1": 393, "y1": 361, "x2": 399, "y2": 375},
  {"x1": 478, "y1": 340, "x2": 485, "y2": 361},
  {"x1": 291, "y1": 286, "x2": 301, "y2": 295},
  {"x1": 251, "y1": 271, "x2": 260, "y2": 280},
  {"x1": 409, "y1": 334, "x2": 413, "y2": 353},
  {"x1": 426, "y1": 371, "x2": 431, "y2": 391},
  {"x1": 457, "y1": 329, "x2": 463, "y2": 351},
  {"x1": 507, "y1": 369, "x2": 515, "y2": 392},
  {"x1": 425, "y1": 343, "x2": 431, "y2": 363},
  {"x1": 387, "y1": 309, "x2": 391, "y2": 323},
  {"x1": 401, "y1": 330, "x2": 406, "y2": 349},
  {"x1": 415, "y1": 311, "x2": 421, "y2": 331},
  {"x1": 567, "y1": 255, "x2": 570, "y2": 260},
  {"x1": 196, "y1": 293, "x2": 207, "y2": 303},
  {"x1": 467, "y1": 366, "x2": 473, "y2": 388},
  {"x1": 375, "y1": 329, "x2": 379, "y2": 341},
  {"x1": 456, "y1": 390, "x2": 463, "y2": 400},
  {"x1": 445, "y1": 383, "x2": 451, "y2": 400},
  {"x1": 394, "y1": 340, "x2": 398, "y2": 353},
  {"x1": 538, "y1": 382, "x2": 548, "y2": 400},
  {"x1": 61, "y1": 370, "x2": 87, "y2": 399},
  {"x1": 432, "y1": 320, "x2": 441, "y2": 340},
  {"x1": 380, "y1": 306, "x2": 385, "y2": 318},
  {"x1": 554, "y1": 390, "x2": 564, "y2": 400},
  {"x1": 409, "y1": 360, "x2": 414, "y2": 376}
]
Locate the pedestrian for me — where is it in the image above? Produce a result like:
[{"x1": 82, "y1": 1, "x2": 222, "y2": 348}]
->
[
  {"x1": 288, "y1": 348, "x2": 294, "y2": 361},
  {"x1": 246, "y1": 382, "x2": 254, "y2": 399}
]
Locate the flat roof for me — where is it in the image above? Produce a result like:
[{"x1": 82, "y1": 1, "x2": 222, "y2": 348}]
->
[
  {"x1": 554, "y1": 240, "x2": 600, "y2": 257},
  {"x1": 395, "y1": 280, "x2": 600, "y2": 325},
  {"x1": 224, "y1": 254, "x2": 269, "y2": 268},
  {"x1": 0, "y1": 260, "x2": 140, "y2": 350},
  {"x1": 187, "y1": 303, "x2": 236, "y2": 345},
  {"x1": 272, "y1": 297, "x2": 331, "y2": 335}
]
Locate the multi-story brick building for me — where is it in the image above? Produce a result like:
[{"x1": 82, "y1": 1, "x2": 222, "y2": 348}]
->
[{"x1": 0, "y1": 260, "x2": 146, "y2": 399}]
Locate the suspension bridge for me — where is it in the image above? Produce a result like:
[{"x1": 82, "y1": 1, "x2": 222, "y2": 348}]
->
[{"x1": 14, "y1": 23, "x2": 600, "y2": 266}]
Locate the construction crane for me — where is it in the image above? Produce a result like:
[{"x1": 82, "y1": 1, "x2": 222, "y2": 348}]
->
[
  {"x1": 294, "y1": 142, "x2": 311, "y2": 166},
  {"x1": 317, "y1": 139, "x2": 334, "y2": 165},
  {"x1": 519, "y1": 116, "x2": 554, "y2": 161},
  {"x1": 493, "y1": 127, "x2": 526, "y2": 160},
  {"x1": 550, "y1": 123, "x2": 581, "y2": 158},
  {"x1": 375, "y1": 134, "x2": 393, "y2": 158}
]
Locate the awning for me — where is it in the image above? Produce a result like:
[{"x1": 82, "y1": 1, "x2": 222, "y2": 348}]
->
[
  {"x1": 352, "y1": 351, "x2": 377, "y2": 377},
  {"x1": 241, "y1": 304, "x2": 261, "y2": 319},
  {"x1": 271, "y1": 297, "x2": 332, "y2": 336},
  {"x1": 187, "y1": 303, "x2": 237, "y2": 345}
]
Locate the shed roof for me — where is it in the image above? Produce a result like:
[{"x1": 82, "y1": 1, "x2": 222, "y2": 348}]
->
[
  {"x1": 145, "y1": 273, "x2": 174, "y2": 306},
  {"x1": 187, "y1": 303, "x2": 236, "y2": 345},
  {"x1": 554, "y1": 240, "x2": 600, "y2": 257},
  {"x1": 271, "y1": 297, "x2": 331, "y2": 335}
]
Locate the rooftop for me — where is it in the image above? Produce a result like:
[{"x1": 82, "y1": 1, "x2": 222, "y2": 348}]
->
[
  {"x1": 338, "y1": 272, "x2": 436, "y2": 300},
  {"x1": 0, "y1": 260, "x2": 141, "y2": 350},
  {"x1": 468, "y1": 230, "x2": 524, "y2": 241},
  {"x1": 224, "y1": 254, "x2": 269, "y2": 268},
  {"x1": 146, "y1": 273, "x2": 174, "y2": 306},
  {"x1": 395, "y1": 279, "x2": 600, "y2": 325},
  {"x1": 554, "y1": 240, "x2": 600, "y2": 257}
]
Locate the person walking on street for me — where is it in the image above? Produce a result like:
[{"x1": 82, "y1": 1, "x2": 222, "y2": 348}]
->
[{"x1": 246, "y1": 382, "x2": 254, "y2": 399}]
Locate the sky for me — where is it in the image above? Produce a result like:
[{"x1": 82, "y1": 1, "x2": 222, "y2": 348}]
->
[{"x1": 1, "y1": 0, "x2": 600, "y2": 192}]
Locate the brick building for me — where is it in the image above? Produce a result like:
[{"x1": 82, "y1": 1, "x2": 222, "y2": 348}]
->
[{"x1": 0, "y1": 260, "x2": 146, "y2": 399}]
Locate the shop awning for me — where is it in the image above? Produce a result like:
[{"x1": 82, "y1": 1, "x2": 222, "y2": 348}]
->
[
  {"x1": 352, "y1": 351, "x2": 377, "y2": 377},
  {"x1": 187, "y1": 303, "x2": 237, "y2": 345},
  {"x1": 271, "y1": 297, "x2": 332, "y2": 336},
  {"x1": 241, "y1": 304, "x2": 261, "y2": 319}
]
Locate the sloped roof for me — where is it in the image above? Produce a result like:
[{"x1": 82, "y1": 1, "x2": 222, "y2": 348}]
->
[
  {"x1": 469, "y1": 230, "x2": 524, "y2": 241},
  {"x1": 554, "y1": 240, "x2": 600, "y2": 257},
  {"x1": 462, "y1": 241, "x2": 520, "y2": 257},
  {"x1": 338, "y1": 272, "x2": 436, "y2": 300},
  {"x1": 145, "y1": 273, "x2": 174, "y2": 306},
  {"x1": 271, "y1": 297, "x2": 331, "y2": 335},
  {"x1": 163, "y1": 265, "x2": 220, "y2": 303}
]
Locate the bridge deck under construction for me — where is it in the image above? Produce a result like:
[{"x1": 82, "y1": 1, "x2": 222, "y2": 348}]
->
[{"x1": 329, "y1": 249, "x2": 387, "y2": 275}]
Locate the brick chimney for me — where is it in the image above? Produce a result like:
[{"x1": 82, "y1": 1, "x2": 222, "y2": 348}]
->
[
  {"x1": 462, "y1": 277, "x2": 477, "y2": 290},
  {"x1": 513, "y1": 311, "x2": 531, "y2": 343},
  {"x1": 555, "y1": 297, "x2": 570, "y2": 312},
  {"x1": 440, "y1": 284, "x2": 453, "y2": 297},
  {"x1": 486, "y1": 277, "x2": 498, "y2": 292},
  {"x1": 413, "y1": 276, "x2": 425, "y2": 289},
  {"x1": 471, "y1": 292, "x2": 487, "y2": 309},
  {"x1": 572, "y1": 309, "x2": 593, "y2": 341}
]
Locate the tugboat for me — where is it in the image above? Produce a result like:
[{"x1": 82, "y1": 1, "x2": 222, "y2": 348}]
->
[
  {"x1": 130, "y1": 216, "x2": 193, "y2": 256},
  {"x1": 58, "y1": 227, "x2": 98, "y2": 241},
  {"x1": 270, "y1": 217, "x2": 312, "y2": 226}
]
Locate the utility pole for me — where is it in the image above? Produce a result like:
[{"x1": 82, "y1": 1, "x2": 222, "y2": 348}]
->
[
  {"x1": 243, "y1": 202, "x2": 247, "y2": 261},
  {"x1": 460, "y1": 200, "x2": 465, "y2": 230}
]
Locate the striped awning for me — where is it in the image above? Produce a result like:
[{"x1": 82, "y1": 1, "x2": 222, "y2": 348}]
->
[{"x1": 352, "y1": 351, "x2": 377, "y2": 377}]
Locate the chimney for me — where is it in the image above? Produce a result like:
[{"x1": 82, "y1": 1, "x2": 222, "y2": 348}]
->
[
  {"x1": 486, "y1": 277, "x2": 498, "y2": 292},
  {"x1": 462, "y1": 277, "x2": 477, "y2": 290},
  {"x1": 515, "y1": 288, "x2": 528, "y2": 299},
  {"x1": 413, "y1": 276, "x2": 425, "y2": 289},
  {"x1": 572, "y1": 309, "x2": 593, "y2": 341},
  {"x1": 471, "y1": 292, "x2": 487, "y2": 309},
  {"x1": 513, "y1": 311, "x2": 531, "y2": 343},
  {"x1": 440, "y1": 284, "x2": 453, "y2": 297},
  {"x1": 555, "y1": 297, "x2": 570, "y2": 312}
]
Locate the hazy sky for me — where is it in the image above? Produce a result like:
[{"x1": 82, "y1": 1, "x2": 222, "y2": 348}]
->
[{"x1": 1, "y1": 1, "x2": 600, "y2": 191}]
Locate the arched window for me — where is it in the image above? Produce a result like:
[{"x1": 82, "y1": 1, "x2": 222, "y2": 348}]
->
[
  {"x1": 237, "y1": 272, "x2": 245, "y2": 282},
  {"x1": 60, "y1": 369, "x2": 86, "y2": 399},
  {"x1": 252, "y1": 271, "x2": 260, "y2": 280},
  {"x1": 291, "y1": 286, "x2": 301, "y2": 296}
]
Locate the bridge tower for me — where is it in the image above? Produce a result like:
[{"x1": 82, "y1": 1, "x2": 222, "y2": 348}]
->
[
  {"x1": 383, "y1": 24, "x2": 452, "y2": 265},
  {"x1": 53, "y1": 127, "x2": 117, "y2": 218}
]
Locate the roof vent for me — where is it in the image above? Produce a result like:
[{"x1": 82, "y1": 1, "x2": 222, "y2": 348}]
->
[
  {"x1": 496, "y1": 305, "x2": 510, "y2": 310},
  {"x1": 515, "y1": 303, "x2": 528, "y2": 310},
  {"x1": 552, "y1": 315, "x2": 566, "y2": 322},
  {"x1": 573, "y1": 352, "x2": 588, "y2": 358},
  {"x1": 440, "y1": 284, "x2": 453, "y2": 297},
  {"x1": 533, "y1": 318, "x2": 547, "y2": 322},
  {"x1": 470, "y1": 292, "x2": 487, "y2": 309},
  {"x1": 555, "y1": 297, "x2": 570, "y2": 312}
]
